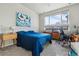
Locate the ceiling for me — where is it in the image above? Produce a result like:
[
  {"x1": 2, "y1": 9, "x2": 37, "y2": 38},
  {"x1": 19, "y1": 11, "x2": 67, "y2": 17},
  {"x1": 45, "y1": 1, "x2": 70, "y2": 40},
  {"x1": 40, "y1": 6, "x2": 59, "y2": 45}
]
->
[{"x1": 22, "y1": 3, "x2": 72, "y2": 14}]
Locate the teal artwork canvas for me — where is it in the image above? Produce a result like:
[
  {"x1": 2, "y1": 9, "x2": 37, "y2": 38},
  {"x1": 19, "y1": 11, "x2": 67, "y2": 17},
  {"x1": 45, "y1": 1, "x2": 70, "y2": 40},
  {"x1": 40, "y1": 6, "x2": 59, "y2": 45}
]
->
[{"x1": 16, "y1": 12, "x2": 31, "y2": 27}]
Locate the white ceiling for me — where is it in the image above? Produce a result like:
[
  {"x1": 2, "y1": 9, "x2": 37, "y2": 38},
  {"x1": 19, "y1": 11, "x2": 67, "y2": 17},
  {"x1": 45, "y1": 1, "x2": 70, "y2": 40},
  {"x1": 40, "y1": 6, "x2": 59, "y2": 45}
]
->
[{"x1": 22, "y1": 3, "x2": 71, "y2": 14}]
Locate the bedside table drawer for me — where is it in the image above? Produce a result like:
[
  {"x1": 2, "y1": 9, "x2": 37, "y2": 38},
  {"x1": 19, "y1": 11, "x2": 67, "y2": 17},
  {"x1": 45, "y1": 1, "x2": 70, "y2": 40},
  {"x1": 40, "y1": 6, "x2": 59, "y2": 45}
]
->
[{"x1": 3, "y1": 33, "x2": 17, "y2": 40}]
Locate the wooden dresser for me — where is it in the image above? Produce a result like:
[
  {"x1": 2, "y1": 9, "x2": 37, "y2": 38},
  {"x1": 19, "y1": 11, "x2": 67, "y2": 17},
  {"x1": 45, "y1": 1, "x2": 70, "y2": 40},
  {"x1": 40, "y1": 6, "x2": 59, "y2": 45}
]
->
[
  {"x1": 43, "y1": 31, "x2": 60, "y2": 40},
  {"x1": 0, "y1": 33, "x2": 17, "y2": 48}
]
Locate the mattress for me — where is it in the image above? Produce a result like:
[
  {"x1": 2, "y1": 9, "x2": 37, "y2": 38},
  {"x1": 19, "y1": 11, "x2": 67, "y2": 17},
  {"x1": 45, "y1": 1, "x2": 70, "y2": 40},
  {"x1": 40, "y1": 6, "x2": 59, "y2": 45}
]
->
[{"x1": 71, "y1": 42, "x2": 79, "y2": 55}]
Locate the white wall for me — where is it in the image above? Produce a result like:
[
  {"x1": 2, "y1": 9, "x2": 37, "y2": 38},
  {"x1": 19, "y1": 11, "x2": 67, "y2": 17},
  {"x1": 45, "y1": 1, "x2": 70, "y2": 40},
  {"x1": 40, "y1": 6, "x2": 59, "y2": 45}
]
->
[
  {"x1": 0, "y1": 3, "x2": 39, "y2": 32},
  {"x1": 69, "y1": 4, "x2": 79, "y2": 33},
  {"x1": 39, "y1": 4, "x2": 79, "y2": 34}
]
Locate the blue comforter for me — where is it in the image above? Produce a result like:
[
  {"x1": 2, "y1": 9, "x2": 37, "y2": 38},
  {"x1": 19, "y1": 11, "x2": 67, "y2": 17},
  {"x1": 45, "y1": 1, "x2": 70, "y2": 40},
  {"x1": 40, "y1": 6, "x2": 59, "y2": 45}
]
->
[{"x1": 17, "y1": 31, "x2": 52, "y2": 56}]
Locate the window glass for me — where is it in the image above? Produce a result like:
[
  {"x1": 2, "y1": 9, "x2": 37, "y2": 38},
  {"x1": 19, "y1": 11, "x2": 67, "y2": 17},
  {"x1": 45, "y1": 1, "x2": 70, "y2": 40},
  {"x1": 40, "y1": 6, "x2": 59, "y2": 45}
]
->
[
  {"x1": 50, "y1": 14, "x2": 61, "y2": 26},
  {"x1": 44, "y1": 16, "x2": 50, "y2": 26},
  {"x1": 62, "y1": 12, "x2": 68, "y2": 25}
]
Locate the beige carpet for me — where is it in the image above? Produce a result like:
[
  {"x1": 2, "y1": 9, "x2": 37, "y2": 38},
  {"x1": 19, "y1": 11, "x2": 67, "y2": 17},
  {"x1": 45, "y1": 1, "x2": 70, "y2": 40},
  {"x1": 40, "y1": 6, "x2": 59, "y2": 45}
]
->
[{"x1": 0, "y1": 40, "x2": 69, "y2": 56}]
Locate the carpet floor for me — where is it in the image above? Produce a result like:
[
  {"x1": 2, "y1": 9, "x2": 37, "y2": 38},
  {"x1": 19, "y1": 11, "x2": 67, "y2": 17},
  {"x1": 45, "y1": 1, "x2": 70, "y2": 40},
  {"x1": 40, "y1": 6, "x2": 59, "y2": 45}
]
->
[{"x1": 0, "y1": 40, "x2": 69, "y2": 56}]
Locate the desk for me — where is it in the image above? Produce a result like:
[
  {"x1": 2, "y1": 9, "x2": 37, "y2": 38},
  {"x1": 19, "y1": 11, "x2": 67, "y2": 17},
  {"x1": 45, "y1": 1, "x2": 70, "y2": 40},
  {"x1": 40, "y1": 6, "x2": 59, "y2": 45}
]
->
[{"x1": 0, "y1": 33, "x2": 17, "y2": 48}]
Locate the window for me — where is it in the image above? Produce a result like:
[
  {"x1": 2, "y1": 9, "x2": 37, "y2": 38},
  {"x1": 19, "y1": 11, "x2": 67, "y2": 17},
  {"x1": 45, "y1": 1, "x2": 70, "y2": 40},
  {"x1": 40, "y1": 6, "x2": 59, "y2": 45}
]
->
[
  {"x1": 50, "y1": 14, "x2": 61, "y2": 26},
  {"x1": 44, "y1": 11, "x2": 69, "y2": 30},
  {"x1": 61, "y1": 12, "x2": 68, "y2": 25},
  {"x1": 44, "y1": 16, "x2": 50, "y2": 26}
]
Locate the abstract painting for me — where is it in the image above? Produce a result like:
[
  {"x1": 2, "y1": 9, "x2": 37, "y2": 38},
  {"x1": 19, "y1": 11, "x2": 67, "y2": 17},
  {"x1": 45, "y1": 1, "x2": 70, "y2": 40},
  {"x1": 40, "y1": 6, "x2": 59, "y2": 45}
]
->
[{"x1": 16, "y1": 12, "x2": 31, "y2": 27}]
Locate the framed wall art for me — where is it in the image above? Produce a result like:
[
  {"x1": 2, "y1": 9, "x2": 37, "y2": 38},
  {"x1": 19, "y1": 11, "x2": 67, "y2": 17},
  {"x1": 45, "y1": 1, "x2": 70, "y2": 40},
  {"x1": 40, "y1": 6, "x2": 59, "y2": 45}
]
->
[{"x1": 16, "y1": 12, "x2": 31, "y2": 27}]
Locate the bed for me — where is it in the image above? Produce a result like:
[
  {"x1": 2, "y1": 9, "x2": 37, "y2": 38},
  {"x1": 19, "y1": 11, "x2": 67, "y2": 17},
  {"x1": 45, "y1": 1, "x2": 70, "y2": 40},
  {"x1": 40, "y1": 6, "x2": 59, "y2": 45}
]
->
[{"x1": 17, "y1": 31, "x2": 52, "y2": 56}]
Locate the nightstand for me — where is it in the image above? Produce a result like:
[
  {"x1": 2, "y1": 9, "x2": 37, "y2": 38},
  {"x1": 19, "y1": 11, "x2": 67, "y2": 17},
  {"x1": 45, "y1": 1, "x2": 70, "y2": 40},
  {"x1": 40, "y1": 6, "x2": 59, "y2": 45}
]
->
[{"x1": 0, "y1": 33, "x2": 17, "y2": 48}]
